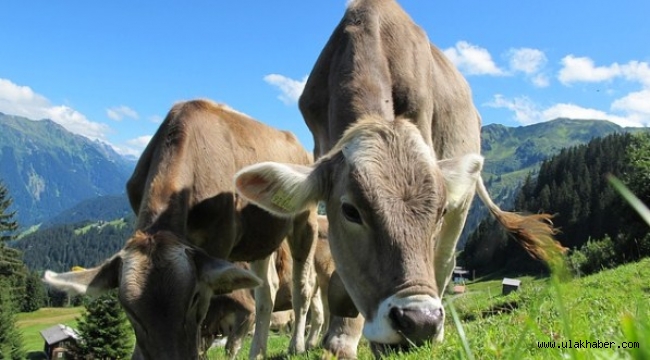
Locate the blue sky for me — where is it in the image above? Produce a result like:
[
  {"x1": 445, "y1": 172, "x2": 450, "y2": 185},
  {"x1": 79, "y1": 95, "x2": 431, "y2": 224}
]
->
[{"x1": 1, "y1": 1, "x2": 649, "y2": 157}]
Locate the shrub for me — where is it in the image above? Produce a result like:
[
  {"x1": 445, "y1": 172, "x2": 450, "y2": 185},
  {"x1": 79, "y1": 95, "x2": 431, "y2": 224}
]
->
[{"x1": 573, "y1": 236, "x2": 617, "y2": 275}]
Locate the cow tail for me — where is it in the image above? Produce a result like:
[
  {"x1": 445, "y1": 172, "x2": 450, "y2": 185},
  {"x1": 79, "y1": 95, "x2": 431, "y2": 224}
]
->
[{"x1": 475, "y1": 177, "x2": 566, "y2": 265}]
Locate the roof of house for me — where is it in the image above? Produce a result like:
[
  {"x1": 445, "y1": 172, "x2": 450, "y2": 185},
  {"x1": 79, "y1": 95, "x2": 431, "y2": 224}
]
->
[
  {"x1": 40, "y1": 324, "x2": 79, "y2": 345},
  {"x1": 502, "y1": 278, "x2": 522, "y2": 287}
]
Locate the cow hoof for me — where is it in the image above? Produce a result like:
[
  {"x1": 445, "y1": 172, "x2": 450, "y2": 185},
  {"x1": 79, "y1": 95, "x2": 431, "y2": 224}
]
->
[
  {"x1": 322, "y1": 348, "x2": 357, "y2": 360},
  {"x1": 370, "y1": 342, "x2": 410, "y2": 358},
  {"x1": 288, "y1": 343, "x2": 306, "y2": 355}
]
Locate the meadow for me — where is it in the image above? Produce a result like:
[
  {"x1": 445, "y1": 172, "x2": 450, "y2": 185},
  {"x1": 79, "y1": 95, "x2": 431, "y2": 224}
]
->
[
  {"x1": 208, "y1": 258, "x2": 649, "y2": 359},
  {"x1": 17, "y1": 259, "x2": 649, "y2": 359},
  {"x1": 16, "y1": 306, "x2": 81, "y2": 359}
]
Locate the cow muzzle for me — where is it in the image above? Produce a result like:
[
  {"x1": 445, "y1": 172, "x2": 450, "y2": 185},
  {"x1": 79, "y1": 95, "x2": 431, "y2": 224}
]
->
[{"x1": 363, "y1": 294, "x2": 444, "y2": 347}]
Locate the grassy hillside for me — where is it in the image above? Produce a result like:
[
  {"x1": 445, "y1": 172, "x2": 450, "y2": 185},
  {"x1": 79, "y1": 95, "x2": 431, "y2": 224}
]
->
[
  {"x1": 16, "y1": 307, "x2": 82, "y2": 358},
  {"x1": 208, "y1": 259, "x2": 649, "y2": 359},
  {"x1": 17, "y1": 260, "x2": 648, "y2": 359},
  {"x1": 42, "y1": 194, "x2": 131, "y2": 228},
  {"x1": 458, "y1": 118, "x2": 647, "y2": 247},
  {"x1": 479, "y1": 118, "x2": 635, "y2": 204}
]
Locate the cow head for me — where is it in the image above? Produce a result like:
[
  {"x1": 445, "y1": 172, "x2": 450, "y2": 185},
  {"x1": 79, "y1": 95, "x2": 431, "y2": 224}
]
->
[
  {"x1": 43, "y1": 230, "x2": 261, "y2": 360},
  {"x1": 235, "y1": 116, "x2": 482, "y2": 348}
]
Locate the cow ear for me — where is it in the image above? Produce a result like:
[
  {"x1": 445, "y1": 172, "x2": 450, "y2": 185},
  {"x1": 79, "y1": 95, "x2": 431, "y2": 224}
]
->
[
  {"x1": 438, "y1": 154, "x2": 484, "y2": 209},
  {"x1": 328, "y1": 271, "x2": 359, "y2": 318},
  {"x1": 234, "y1": 162, "x2": 320, "y2": 217},
  {"x1": 43, "y1": 254, "x2": 122, "y2": 298},
  {"x1": 194, "y1": 251, "x2": 262, "y2": 295}
]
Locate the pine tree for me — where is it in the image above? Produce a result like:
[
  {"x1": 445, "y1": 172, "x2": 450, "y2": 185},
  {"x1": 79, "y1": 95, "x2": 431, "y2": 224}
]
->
[
  {"x1": 21, "y1": 271, "x2": 47, "y2": 312},
  {"x1": 0, "y1": 181, "x2": 27, "y2": 307},
  {"x1": 0, "y1": 278, "x2": 24, "y2": 360},
  {"x1": 71, "y1": 291, "x2": 133, "y2": 360},
  {"x1": 0, "y1": 182, "x2": 17, "y2": 244},
  {"x1": 0, "y1": 181, "x2": 20, "y2": 278}
]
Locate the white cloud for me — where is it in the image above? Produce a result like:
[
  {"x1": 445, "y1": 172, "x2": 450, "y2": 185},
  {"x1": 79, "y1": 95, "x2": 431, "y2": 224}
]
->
[
  {"x1": 508, "y1": 48, "x2": 547, "y2": 75},
  {"x1": 542, "y1": 103, "x2": 638, "y2": 127},
  {"x1": 264, "y1": 74, "x2": 308, "y2": 104},
  {"x1": 106, "y1": 105, "x2": 139, "y2": 121},
  {"x1": 0, "y1": 78, "x2": 49, "y2": 105},
  {"x1": 557, "y1": 56, "x2": 650, "y2": 87},
  {"x1": 149, "y1": 115, "x2": 164, "y2": 124},
  {"x1": 127, "y1": 135, "x2": 152, "y2": 148},
  {"x1": 485, "y1": 95, "x2": 540, "y2": 125},
  {"x1": 558, "y1": 55, "x2": 622, "y2": 85},
  {"x1": 611, "y1": 89, "x2": 650, "y2": 122},
  {"x1": 113, "y1": 135, "x2": 153, "y2": 158},
  {"x1": 443, "y1": 41, "x2": 505, "y2": 76},
  {"x1": 506, "y1": 48, "x2": 550, "y2": 88},
  {"x1": 0, "y1": 78, "x2": 110, "y2": 140},
  {"x1": 485, "y1": 94, "x2": 644, "y2": 127},
  {"x1": 531, "y1": 73, "x2": 550, "y2": 88},
  {"x1": 620, "y1": 61, "x2": 650, "y2": 88}
]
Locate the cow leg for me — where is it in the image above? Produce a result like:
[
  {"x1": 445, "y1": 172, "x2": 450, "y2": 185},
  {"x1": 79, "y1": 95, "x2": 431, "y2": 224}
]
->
[
  {"x1": 226, "y1": 310, "x2": 255, "y2": 360},
  {"x1": 306, "y1": 287, "x2": 325, "y2": 349},
  {"x1": 198, "y1": 336, "x2": 213, "y2": 360},
  {"x1": 249, "y1": 256, "x2": 279, "y2": 360},
  {"x1": 321, "y1": 314, "x2": 364, "y2": 359},
  {"x1": 287, "y1": 210, "x2": 318, "y2": 354},
  {"x1": 316, "y1": 260, "x2": 331, "y2": 336}
]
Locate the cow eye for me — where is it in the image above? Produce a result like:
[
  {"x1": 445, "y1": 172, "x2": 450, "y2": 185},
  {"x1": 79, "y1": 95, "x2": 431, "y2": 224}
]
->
[{"x1": 341, "y1": 203, "x2": 363, "y2": 224}]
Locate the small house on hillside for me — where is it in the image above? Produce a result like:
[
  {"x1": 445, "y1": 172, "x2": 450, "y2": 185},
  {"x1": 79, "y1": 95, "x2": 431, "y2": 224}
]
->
[
  {"x1": 502, "y1": 278, "x2": 521, "y2": 295},
  {"x1": 40, "y1": 324, "x2": 79, "y2": 359},
  {"x1": 453, "y1": 266, "x2": 470, "y2": 284}
]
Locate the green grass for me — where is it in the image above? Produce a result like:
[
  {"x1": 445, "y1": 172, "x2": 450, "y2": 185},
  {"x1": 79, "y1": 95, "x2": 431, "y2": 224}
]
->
[
  {"x1": 17, "y1": 224, "x2": 41, "y2": 239},
  {"x1": 16, "y1": 307, "x2": 82, "y2": 358},
  {"x1": 17, "y1": 260, "x2": 649, "y2": 360},
  {"x1": 73, "y1": 218, "x2": 127, "y2": 235},
  {"x1": 205, "y1": 259, "x2": 649, "y2": 359}
]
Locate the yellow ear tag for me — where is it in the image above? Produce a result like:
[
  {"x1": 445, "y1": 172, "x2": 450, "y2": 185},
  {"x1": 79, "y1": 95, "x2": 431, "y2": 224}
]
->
[{"x1": 271, "y1": 189, "x2": 296, "y2": 212}]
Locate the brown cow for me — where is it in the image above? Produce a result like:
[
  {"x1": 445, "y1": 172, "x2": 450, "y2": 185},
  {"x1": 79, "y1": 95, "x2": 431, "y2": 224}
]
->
[
  {"x1": 200, "y1": 241, "x2": 325, "y2": 359},
  {"x1": 235, "y1": 0, "x2": 563, "y2": 357},
  {"x1": 201, "y1": 288, "x2": 255, "y2": 358},
  {"x1": 43, "y1": 99, "x2": 319, "y2": 359}
]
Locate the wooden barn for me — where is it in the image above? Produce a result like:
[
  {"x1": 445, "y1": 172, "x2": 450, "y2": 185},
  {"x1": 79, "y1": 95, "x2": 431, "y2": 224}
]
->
[{"x1": 40, "y1": 324, "x2": 79, "y2": 359}]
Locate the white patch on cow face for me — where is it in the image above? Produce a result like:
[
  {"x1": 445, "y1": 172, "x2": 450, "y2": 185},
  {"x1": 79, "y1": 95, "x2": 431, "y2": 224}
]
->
[
  {"x1": 363, "y1": 295, "x2": 443, "y2": 344},
  {"x1": 120, "y1": 243, "x2": 193, "y2": 303},
  {"x1": 120, "y1": 250, "x2": 150, "y2": 301}
]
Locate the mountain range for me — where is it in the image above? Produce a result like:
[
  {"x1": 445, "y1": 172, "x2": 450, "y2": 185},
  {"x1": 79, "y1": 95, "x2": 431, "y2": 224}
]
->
[
  {"x1": 0, "y1": 112, "x2": 135, "y2": 227},
  {"x1": 2, "y1": 112, "x2": 648, "y2": 263},
  {"x1": 460, "y1": 118, "x2": 647, "y2": 245},
  {"x1": 478, "y1": 118, "x2": 644, "y2": 205}
]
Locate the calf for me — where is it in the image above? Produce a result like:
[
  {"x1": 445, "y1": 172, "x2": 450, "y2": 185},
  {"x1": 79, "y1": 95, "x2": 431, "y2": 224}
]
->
[{"x1": 200, "y1": 241, "x2": 325, "y2": 359}]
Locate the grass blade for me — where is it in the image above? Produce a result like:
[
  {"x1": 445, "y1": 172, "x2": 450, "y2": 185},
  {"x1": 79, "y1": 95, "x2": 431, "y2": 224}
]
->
[{"x1": 607, "y1": 174, "x2": 650, "y2": 226}]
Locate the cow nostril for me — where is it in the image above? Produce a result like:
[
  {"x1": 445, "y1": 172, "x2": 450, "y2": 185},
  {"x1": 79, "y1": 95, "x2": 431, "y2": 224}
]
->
[
  {"x1": 435, "y1": 307, "x2": 443, "y2": 319},
  {"x1": 389, "y1": 306, "x2": 414, "y2": 332},
  {"x1": 388, "y1": 305, "x2": 443, "y2": 344}
]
